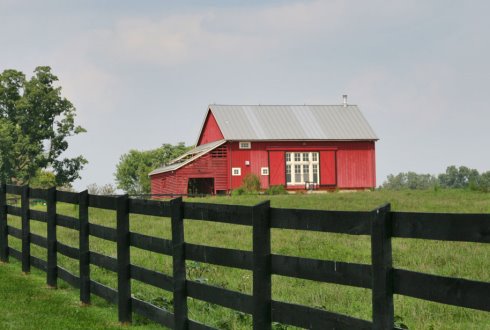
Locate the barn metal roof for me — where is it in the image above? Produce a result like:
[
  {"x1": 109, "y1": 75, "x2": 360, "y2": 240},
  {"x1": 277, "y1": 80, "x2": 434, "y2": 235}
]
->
[
  {"x1": 149, "y1": 139, "x2": 226, "y2": 176},
  {"x1": 207, "y1": 105, "x2": 378, "y2": 141}
]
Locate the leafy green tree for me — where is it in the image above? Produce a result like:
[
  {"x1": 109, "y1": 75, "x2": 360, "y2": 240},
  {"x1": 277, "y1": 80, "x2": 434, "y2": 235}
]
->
[
  {"x1": 438, "y1": 166, "x2": 480, "y2": 189},
  {"x1": 477, "y1": 171, "x2": 490, "y2": 192},
  {"x1": 382, "y1": 173, "x2": 406, "y2": 190},
  {"x1": 115, "y1": 143, "x2": 190, "y2": 194},
  {"x1": 382, "y1": 172, "x2": 437, "y2": 190},
  {"x1": 383, "y1": 166, "x2": 490, "y2": 192},
  {"x1": 87, "y1": 183, "x2": 116, "y2": 195},
  {"x1": 0, "y1": 67, "x2": 87, "y2": 186},
  {"x1": 29, "y1": 170, "x2": 57, "y2": 189}
]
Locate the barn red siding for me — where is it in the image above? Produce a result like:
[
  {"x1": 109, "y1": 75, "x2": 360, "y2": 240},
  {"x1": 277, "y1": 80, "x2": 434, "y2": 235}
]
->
[
  {"x1": 251, "y1": 143, "x2": 269, "y2": 189},
  {"x1": 320, "y1": 150, "x2": 336, "y2": 186},
  {"x1": 197, "y1": 111, "x2": 224, "y2": 146},
  {"x1": 151, "y1": 140, "x2": 376, "y2": 195},
  {"x1": 230, "y1": 143, "x2": 251, "y2": 188},
  {"x1": 262, "y1": 140, "x2": 375, "y2": 189},
  {"x1": 336, "y1": 141, "x2": 375, "y2": 188},
  {"x1": 151, "y1": 152, "x2": 228, "y2": 195},
  {"x1": 229, "y1": 142, "x2": 270, "y2": 189},
  {"x1": 269, "y1": 151, "x2": 285, "y2": 186}
]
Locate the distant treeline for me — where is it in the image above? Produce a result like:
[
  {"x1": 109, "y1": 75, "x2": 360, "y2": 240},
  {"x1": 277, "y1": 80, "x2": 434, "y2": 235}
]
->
[{"x1": 382, "y1": 166, "x2": 490, "y2": 192}]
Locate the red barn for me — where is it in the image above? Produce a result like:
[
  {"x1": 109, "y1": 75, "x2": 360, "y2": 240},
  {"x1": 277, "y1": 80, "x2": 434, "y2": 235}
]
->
[{"x1": 150, "y1": 101, "x2": 378, "y2": 195}]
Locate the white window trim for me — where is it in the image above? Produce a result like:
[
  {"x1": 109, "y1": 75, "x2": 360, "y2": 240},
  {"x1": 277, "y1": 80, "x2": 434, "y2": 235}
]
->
[
  {"x1": 232, "y1": 167, "x2": 241, "y2": 176},
  {"x1": 261, "y1": 167, "x2": 269, "y2": 176},
  {"x1": 239, "y1": 141, "x2": 251, "y2": 149},
  {"x1": 285, "y1": 152, "x2": 319, "y2": 185}
]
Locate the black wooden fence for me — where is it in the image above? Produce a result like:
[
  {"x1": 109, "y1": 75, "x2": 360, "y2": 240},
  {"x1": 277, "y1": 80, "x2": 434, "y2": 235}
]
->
[{"x1": 0, "y1": 184, "x2": 489, "y2": 330}]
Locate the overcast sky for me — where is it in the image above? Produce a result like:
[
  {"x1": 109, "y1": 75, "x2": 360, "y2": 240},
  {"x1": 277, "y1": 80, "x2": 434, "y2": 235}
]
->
[{"x1": 1, "y1": 1, "x2": 489, "y2": 191}]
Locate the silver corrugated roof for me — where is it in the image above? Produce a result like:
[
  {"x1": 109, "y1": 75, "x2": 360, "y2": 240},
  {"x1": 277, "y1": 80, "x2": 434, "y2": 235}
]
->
[
  {"x1": 207, "y1": 105, "x2": 378, "y2": 141},
  {"x1": 149, "y1": 140, "x2": 226, "y2": 176}
]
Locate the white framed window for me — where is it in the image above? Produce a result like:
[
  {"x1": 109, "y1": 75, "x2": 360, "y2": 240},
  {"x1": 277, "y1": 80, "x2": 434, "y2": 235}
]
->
[
  {"x1": 285, "y1": 152, "x2": 320, "y2": 185},
  {"x1": 294, "y1": 164, "x2": 301, "y2": 183},
  {"x1": 286, "y1": 165, "x2": 291, "y2": 183},
  {"x1": 232, "y1": 167, "x2": 241, "y2": 176},
  {"x1": 239, "y1": 142, "x2": 251, "y2": 149},
  {"x1": 261, "y1": 167, "x2": 269, "y2": 176}
]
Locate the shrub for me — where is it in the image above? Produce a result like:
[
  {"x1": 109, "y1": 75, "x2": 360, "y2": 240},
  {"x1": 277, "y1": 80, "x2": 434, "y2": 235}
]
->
[
  {"x1": 231, "y1": 187, "x2": 246, "y2": 196},
  {"x1": 264, "y1": 185, "x2": 287, "y2": 195},
  {"x1": 231, "y1": 174, "x2": 262, "y2": 196},
  {"x1": 241, "y1": 173, "x2": 261, "y2": 192}
]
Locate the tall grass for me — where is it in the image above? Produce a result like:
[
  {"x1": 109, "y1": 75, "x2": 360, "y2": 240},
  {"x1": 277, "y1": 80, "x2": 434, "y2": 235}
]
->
[{"x1": 4, "y1": 189, "x2": 490, "y2": 329}]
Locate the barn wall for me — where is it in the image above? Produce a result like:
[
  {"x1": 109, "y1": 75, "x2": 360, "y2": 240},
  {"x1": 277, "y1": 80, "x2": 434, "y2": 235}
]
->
[
  {"x1": 236, "y1": 140, "x2": 376, "y2": 189},
  {"x1": 229, "y1": 142, "x2": 269, "y2": 189},
  {"x1": 151, "y1": 140, "x2": 376, "y2": 195},
  {"x1": 336, "y1": 141, "x2": 376, "y2": 188},
  {"x1": 230, "y1": 143, "x2": 251, "y2": 189},
  {"x1": 251, "y1": 143, "x2": 269, "y2": 189},
  {"x1": 151, "y1": 152, "x2": 228, "y2": 195},
  {"x1": 320, "y1": 150, "x2": 336, "y2": 186},
  {"x1": 269, "y1": 151, "x2": 285, "y2": 186},
  {"x1": 197, "y1": 111, "x2": 224, "y2": 146}
]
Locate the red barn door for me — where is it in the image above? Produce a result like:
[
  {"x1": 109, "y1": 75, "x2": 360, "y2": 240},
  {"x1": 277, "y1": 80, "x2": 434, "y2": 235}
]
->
[
  {"x1": 269, "y1": 151, "x2": 285, "y2": 186},
  {"x1": 320, "y1": 150, "x2": 336, "y2": 186}
]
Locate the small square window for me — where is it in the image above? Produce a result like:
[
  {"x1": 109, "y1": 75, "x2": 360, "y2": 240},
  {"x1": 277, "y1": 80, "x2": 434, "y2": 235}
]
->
[
  {"x1": 239, "y1": 142, "x2": 251, "y2": 149},
  {"x1": 232, "y1": 167, "x2": 241, "y2": 176},
  {"x1": 261, "y1": 167, "x2": 269, "y2": 175}
]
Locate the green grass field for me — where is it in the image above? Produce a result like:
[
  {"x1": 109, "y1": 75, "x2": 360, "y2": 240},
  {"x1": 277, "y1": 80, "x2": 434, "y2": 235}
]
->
[{"x1": 2, "y1": 189, "x2": 490, "y2": 329}]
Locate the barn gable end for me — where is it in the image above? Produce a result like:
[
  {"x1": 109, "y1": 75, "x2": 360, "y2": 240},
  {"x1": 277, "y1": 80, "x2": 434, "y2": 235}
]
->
[{"x1": 197, "y1": 110, "x2": 224, "y2": 146}]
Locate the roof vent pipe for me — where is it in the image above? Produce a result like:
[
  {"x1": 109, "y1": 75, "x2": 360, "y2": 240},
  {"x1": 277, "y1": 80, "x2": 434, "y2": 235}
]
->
[{"x1": 342, "y1": 94, "x2": 348, "y2": 107}]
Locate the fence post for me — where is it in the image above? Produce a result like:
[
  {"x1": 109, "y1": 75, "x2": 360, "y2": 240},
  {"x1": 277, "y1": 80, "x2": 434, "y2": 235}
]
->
[
  {"x1": 0, "y1": 183, "x2": 8, "y2": 263},
  {"x1": 21, "y1": 185, "x2": 30, "y2": 273},
  {"x1": 252, "y1": 200, "x2": 271, "y2": 330},
  {"x1": 371, "y1": 203, "x2": 394, "y2": 329},
  {"x1": 171, "y1": 197, "x2": 188, "y2": 330},
  {"x1": 79, "y1": 190, "x2": 90, "y2": 305},
  {"x1": 116, "y1": 194, "x2": 131, "y2": 324},
  {"x1": 46, "y1": 187, "x2": 57, "y2": 287}
]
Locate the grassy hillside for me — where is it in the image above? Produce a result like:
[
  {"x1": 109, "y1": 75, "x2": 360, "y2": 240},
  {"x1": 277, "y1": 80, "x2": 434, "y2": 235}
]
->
[
  {"x1": 0, "y1": 259, "x2": 164, "y2": 330},
  {"x1": 3, "y1": 189, "x2": 490, "y2": 329}
]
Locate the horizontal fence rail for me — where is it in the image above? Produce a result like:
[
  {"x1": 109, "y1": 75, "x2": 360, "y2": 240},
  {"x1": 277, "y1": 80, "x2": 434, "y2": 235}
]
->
[{"x1": 0, "y1": 184, "x2": 489, "y2": 330}]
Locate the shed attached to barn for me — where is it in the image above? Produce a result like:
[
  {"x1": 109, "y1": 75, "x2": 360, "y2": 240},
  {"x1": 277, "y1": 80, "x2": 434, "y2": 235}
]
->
[{"x1": 150, "y1": 101, "x2": 378, "y2": 195}]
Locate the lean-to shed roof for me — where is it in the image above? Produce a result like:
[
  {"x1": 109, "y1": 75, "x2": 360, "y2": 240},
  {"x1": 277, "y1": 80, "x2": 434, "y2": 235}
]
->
[{"x1": 149, "y1": 139, "x2": 226, "y2": 176}]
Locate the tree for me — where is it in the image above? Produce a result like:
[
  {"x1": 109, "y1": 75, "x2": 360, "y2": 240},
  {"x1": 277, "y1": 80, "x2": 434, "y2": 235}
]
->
[
  {"x1": 87, "y1": 183, "x2": 116, "y2": 195},
  {"x1": 382, "y1": 165, "x2": 490, "y2": 192},
  {"x1": 478, "y1": 171, "x2": 490, "y2": 192},
  {"x1": 438, "y1": 166, "x2": 480, "y2": 189},
  {"x1": 0, "y1": 66, "x2": 87, "y2": 186},
  {"x1": 382, "y1": 172, "x2": 437, "y2": 190},
  {"x1": 29, "y1": 170, "x2": 57, "y2": 189},
  {"x1": 115, "y1": 143, "x2": 190, "y2": 194}
]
